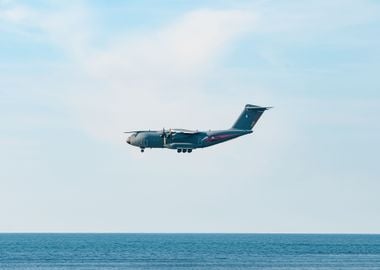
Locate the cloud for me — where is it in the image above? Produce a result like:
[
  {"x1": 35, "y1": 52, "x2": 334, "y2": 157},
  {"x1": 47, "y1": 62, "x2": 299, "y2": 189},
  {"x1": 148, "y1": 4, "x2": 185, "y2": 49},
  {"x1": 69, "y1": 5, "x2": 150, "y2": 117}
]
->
[
  {"x1": 0, "y1": 5, "x2": 29, "y2": 22},
  {"x1": 1, "y1": 2, "x2": 258, "y2": 143},
  {"x1": 4, "y1": 0, "x2": 378, "y2": 144},
  {"x1": 79, "y1": 9, "x2": 256, "y2": 94},
  {"x1": 31, "y1": 6, "x2": 257, "y2": 142},
  {"x1": 2, "y1": 1, "x2": 378, "y2": 145}
]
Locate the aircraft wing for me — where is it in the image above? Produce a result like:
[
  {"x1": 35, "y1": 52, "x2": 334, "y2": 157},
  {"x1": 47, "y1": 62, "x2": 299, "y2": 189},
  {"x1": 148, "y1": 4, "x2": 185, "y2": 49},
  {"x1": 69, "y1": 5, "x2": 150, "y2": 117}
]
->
[
  {"x1": 170, "y1": 129, "x2": 200, "y2": 135},
  {"x1": 123, "y1": 130, "x2": 151, "y2": 134},
  {"x1": 124, "y1": 129, "x2": 201, "y2": 135}
]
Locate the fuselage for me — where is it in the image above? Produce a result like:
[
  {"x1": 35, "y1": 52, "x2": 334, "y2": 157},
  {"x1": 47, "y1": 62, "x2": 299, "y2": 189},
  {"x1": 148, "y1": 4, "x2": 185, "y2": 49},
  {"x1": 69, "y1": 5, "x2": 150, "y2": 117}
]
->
[
  {"x1": 127, "y1": 129, "x2": 252, "y2": 152},
  {"x1": 125, "y1": 104, "x2": 270, "y2": 153}
]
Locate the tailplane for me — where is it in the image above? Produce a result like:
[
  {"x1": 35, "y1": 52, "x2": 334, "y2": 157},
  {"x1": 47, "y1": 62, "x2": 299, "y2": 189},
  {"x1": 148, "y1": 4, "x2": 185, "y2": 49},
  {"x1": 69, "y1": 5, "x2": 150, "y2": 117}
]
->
[{"x1": 231, "y1": 104, "x2": 271, "y2": 130}]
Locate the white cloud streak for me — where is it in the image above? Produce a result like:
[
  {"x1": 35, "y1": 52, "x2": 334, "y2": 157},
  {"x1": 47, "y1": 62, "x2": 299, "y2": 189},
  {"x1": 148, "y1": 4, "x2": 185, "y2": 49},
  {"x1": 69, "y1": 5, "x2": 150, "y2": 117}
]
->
[
  {"x1": 37, "y1": 7, "x2": 256, "y2": 142},
  {"x1": 1, "y1": 3, "x2": 258, "y2": 142}
]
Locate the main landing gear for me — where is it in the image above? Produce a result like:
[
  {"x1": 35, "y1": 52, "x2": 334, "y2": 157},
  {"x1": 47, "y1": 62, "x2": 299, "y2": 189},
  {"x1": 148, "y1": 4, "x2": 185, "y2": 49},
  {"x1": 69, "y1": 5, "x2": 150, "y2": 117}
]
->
[{"x1": 177, "y1": 149, "x2": 192, "y2": 153}]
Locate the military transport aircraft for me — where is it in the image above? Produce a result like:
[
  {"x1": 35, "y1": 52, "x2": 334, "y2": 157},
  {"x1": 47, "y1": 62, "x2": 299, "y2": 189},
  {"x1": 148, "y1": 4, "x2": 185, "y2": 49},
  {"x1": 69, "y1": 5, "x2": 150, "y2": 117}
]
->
[{"x1": 125, "y1": 104, "x2": 271, "y2": 153}]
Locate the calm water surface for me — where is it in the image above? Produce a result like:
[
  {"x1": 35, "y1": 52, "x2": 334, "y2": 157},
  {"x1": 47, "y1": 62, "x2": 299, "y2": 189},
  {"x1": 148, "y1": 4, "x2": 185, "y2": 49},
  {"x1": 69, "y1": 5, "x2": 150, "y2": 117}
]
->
[{"x1": 0, "y1": 234, "x2": 380, "y2": 269}]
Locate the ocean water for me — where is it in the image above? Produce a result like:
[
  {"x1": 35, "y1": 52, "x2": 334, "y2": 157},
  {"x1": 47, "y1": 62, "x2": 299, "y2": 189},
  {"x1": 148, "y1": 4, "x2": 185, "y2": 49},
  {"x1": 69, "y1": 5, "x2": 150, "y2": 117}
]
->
[{"x1": 0, "y1": 234, "x2": 380, "y2": 269}]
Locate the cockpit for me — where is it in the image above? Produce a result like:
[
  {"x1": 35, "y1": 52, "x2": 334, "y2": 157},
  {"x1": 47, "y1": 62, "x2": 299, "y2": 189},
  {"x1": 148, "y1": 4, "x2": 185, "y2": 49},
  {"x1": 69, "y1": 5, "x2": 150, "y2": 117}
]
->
[{"x1": 126, "y1": 133, "x2": 137, "y2": 144}]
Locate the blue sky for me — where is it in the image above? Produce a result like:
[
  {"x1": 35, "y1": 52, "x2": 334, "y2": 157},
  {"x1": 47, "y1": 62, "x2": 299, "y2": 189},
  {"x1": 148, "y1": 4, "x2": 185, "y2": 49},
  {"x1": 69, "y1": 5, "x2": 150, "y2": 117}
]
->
[{"x1": 1, "y1": 0, "x2": 380, "y2": 232}]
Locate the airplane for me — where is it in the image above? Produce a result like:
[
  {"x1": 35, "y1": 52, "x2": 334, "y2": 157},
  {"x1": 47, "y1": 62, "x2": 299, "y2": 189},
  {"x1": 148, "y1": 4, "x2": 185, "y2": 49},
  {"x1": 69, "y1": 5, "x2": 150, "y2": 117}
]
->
[{"x1": 125, "y1": 104, "x2": 271, "y2": 153}]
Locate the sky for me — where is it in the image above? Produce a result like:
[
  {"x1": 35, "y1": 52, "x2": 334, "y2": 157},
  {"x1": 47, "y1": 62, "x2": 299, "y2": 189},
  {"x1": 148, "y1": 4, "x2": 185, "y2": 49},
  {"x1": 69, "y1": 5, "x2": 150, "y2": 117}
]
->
[{"x1": 1, "y1": 0, "x2": 380, "y2": 233}]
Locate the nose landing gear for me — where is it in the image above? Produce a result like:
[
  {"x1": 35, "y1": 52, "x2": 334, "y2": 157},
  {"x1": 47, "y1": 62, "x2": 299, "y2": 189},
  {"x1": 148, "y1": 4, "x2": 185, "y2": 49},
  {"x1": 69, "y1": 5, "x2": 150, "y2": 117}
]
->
[{"x1": 140, "y1": 148, "x2": 145, "y2": 153}]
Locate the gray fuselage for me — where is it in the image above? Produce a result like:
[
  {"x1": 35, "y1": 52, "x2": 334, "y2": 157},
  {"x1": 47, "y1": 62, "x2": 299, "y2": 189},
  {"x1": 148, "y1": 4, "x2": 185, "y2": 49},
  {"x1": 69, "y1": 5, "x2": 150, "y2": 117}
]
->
[
  {"x1": 127, "y1": 129, "x2": 252, "y2": 152},
  {"x1": 125, "y1": 104, "x2": 270, "y2": 153}
]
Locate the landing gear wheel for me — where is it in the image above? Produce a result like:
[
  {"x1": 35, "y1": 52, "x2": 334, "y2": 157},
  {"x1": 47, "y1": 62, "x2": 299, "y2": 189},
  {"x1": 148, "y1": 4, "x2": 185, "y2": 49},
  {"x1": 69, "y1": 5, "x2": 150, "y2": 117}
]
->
[
  {"x1": 182, "y1": 149, "x2": 187, "y2": 153},
  {"x1": 177, "y1": 149, "x2": 182, "y2": 153},
  {"x1": 188, "y1": 149, "x2": 192, "y2": 153},
  {"x1": 141, "y1": 148, "x2": 145, "y2": 153}
]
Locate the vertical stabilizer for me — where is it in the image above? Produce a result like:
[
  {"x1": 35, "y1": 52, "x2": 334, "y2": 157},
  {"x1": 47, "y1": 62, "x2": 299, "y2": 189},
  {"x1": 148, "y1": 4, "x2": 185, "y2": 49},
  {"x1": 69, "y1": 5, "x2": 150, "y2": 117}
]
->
[{"x1": 231, "y1": 104, "x2": 271, "y2": 130}]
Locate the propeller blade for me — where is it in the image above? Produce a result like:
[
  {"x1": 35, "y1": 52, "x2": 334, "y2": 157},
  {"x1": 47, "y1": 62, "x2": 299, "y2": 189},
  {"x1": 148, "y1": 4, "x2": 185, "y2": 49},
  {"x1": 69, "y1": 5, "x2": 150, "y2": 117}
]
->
[{"x1": 162, "y1": 128, "x2": 167, "y2": 145}]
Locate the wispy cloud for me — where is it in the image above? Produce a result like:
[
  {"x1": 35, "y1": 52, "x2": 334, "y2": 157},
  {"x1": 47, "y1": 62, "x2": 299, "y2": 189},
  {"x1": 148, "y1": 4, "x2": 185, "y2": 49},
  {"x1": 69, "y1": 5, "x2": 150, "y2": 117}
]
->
[{"x1": 1, "y1": 3, "x2": 256, "y2": 142}]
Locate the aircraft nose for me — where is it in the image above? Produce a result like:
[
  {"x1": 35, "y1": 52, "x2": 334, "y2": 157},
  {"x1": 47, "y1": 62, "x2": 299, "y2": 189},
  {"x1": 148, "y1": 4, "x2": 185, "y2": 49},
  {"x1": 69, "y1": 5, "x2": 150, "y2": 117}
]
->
[{"x1": 127, "y1": 136, "x2": 131, "y2": 144}]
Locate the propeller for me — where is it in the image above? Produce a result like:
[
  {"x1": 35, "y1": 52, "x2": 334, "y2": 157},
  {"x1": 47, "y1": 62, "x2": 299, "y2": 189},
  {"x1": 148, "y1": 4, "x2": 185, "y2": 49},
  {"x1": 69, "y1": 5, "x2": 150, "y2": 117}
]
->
[
  {"x1": 160, "y1": 128, "x2": 173, "y2": 145},
  {"x1": 160, "y1": 128, "x2": 167, "y2": 145}
]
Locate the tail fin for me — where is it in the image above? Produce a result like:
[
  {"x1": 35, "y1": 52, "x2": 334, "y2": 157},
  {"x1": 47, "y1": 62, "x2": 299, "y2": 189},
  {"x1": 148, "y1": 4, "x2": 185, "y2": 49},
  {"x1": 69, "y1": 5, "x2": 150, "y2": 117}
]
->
[{"x1": 231, "y1": 104, "x2": 271, "y2": 130}]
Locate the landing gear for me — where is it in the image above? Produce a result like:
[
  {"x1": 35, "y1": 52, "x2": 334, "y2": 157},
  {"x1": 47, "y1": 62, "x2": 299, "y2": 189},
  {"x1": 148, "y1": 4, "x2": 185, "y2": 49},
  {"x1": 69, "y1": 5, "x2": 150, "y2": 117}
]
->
[
  {"x1": 140, "y1": 148, "x2": 145, "y2": 153},
  {"x1": 177, "y1": 148, "x2": 193, "y2": 153}
]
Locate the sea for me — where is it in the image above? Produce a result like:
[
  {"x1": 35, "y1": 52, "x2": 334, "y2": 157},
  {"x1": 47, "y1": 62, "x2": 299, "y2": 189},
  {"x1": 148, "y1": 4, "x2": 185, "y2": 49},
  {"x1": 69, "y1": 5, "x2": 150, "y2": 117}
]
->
[{"x1": 0, "y1": 234, "x2": 380, "y2": 269}]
